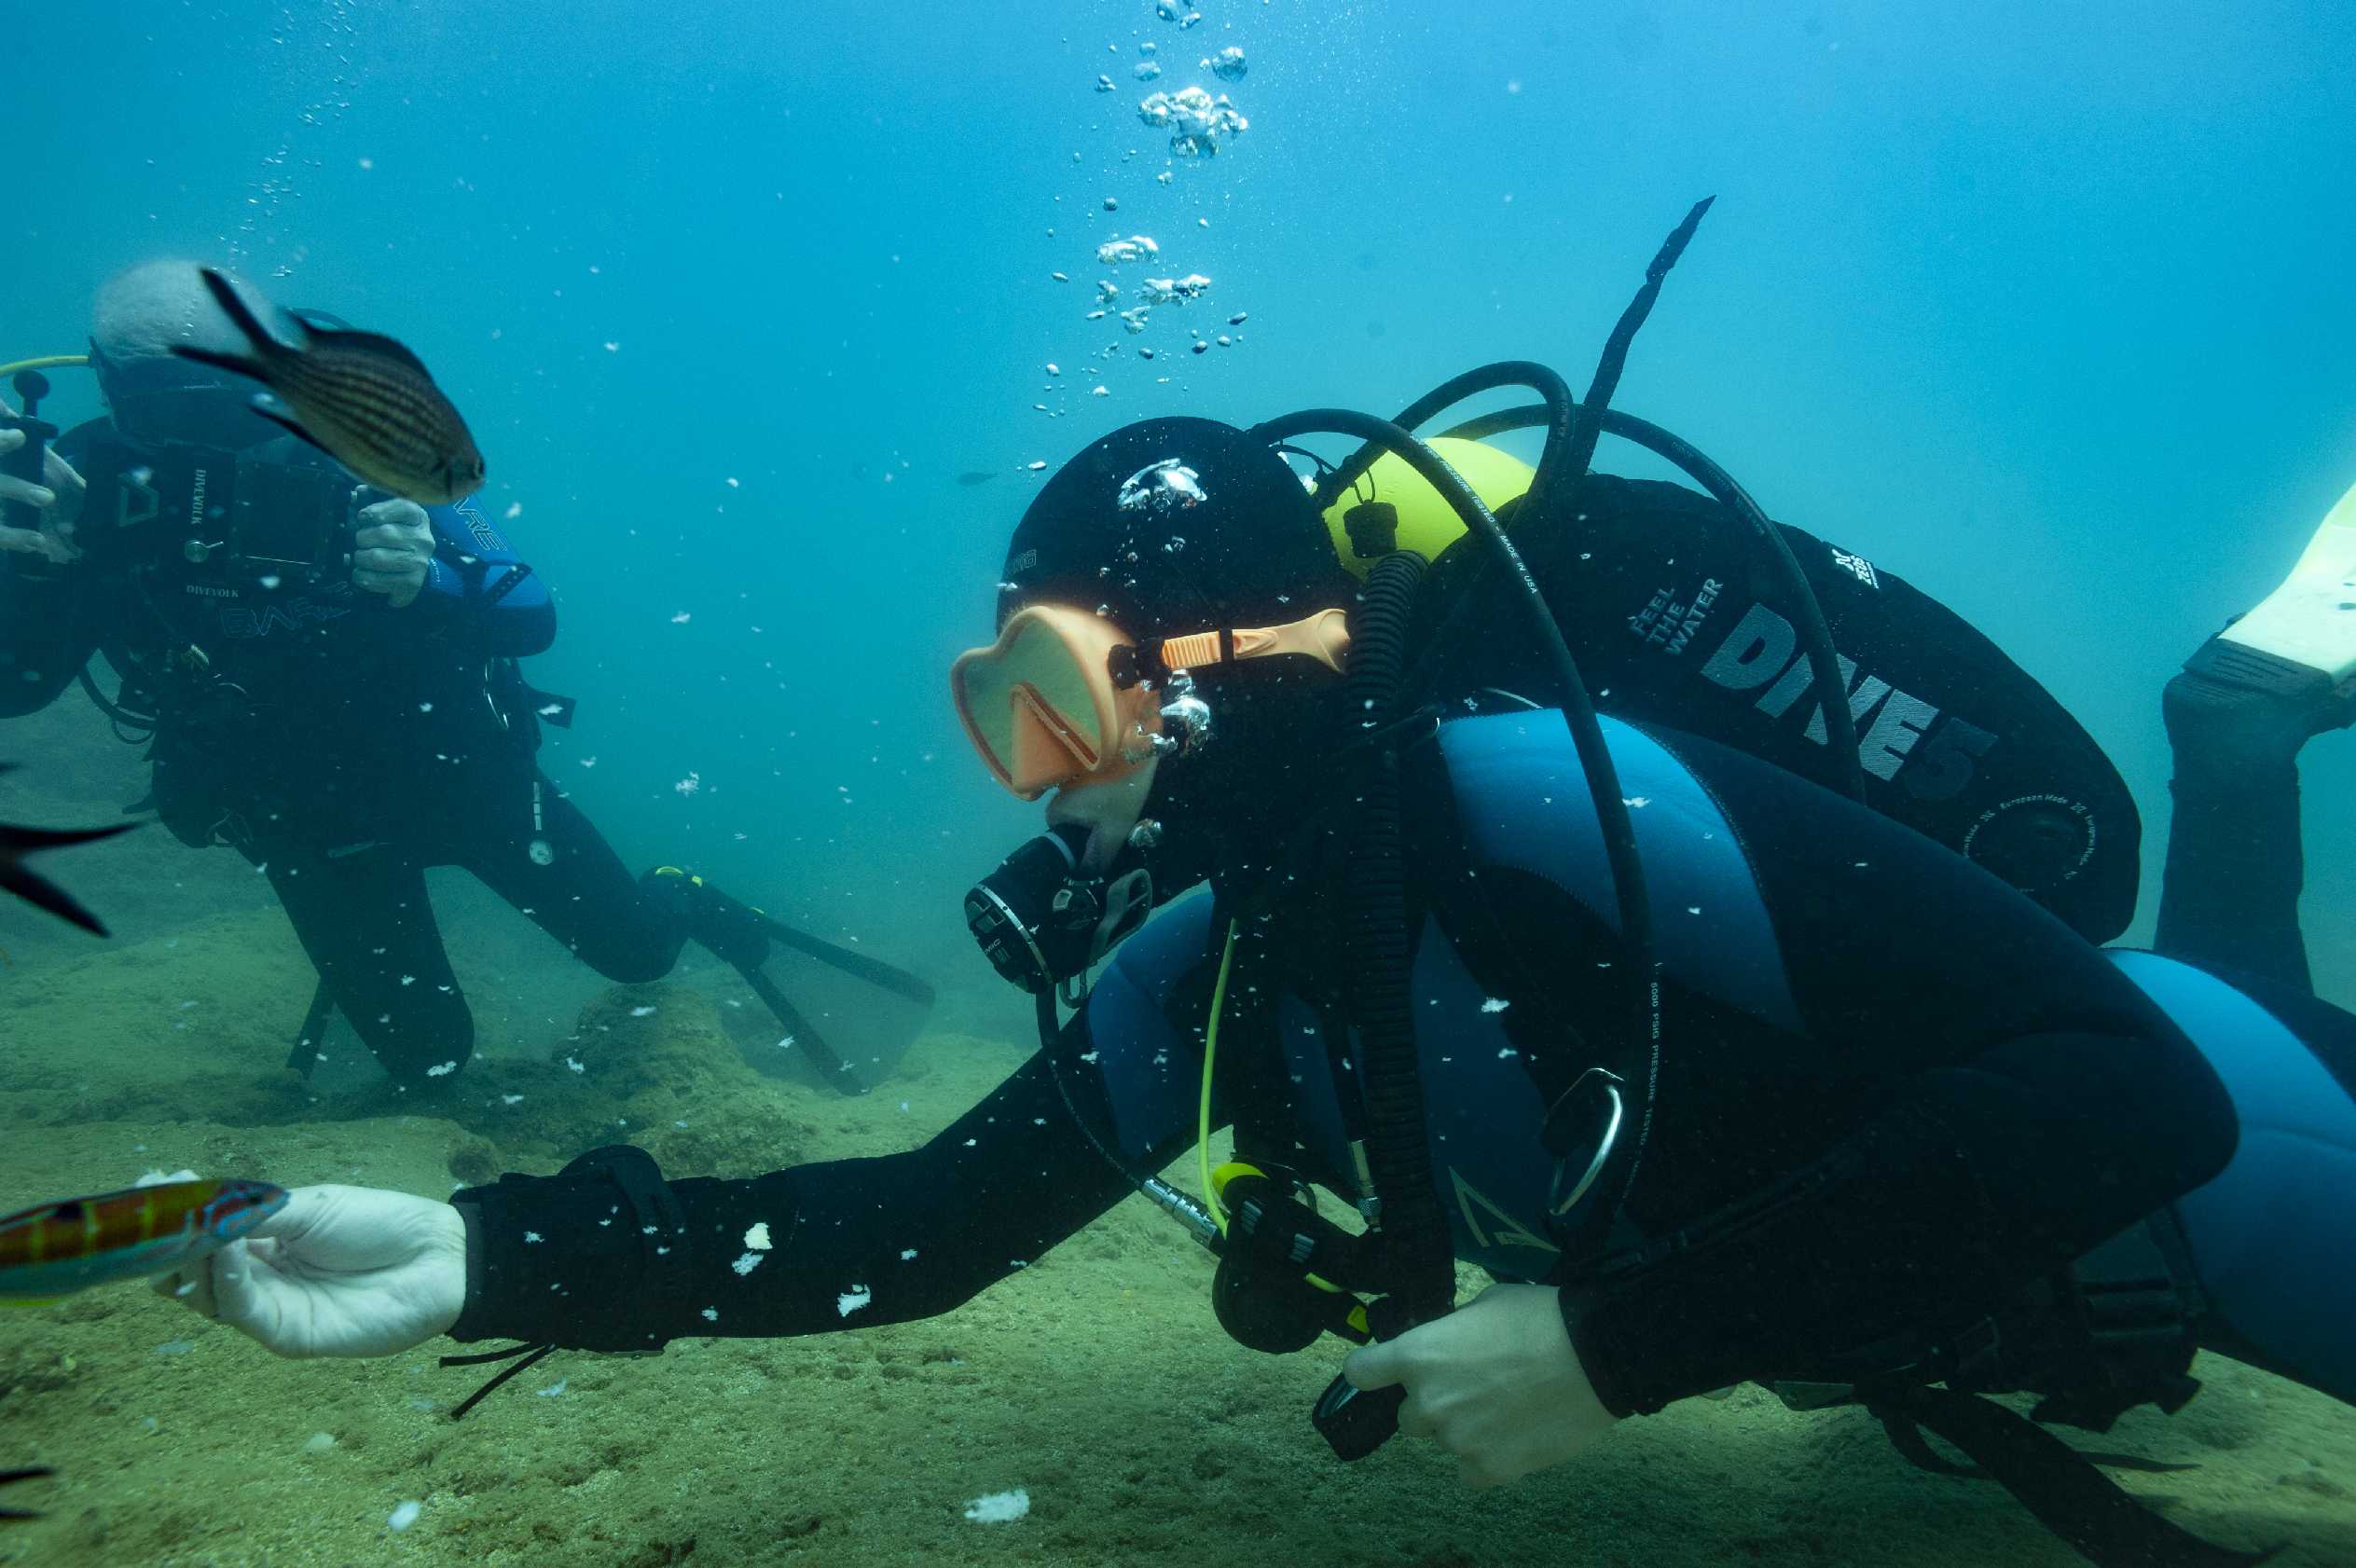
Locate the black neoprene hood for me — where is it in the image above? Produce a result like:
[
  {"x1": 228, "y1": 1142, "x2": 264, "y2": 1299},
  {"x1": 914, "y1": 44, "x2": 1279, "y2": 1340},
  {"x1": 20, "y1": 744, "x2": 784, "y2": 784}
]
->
[{"x1": 996, "y1": 416, "x2": 1352, "y2": 640}]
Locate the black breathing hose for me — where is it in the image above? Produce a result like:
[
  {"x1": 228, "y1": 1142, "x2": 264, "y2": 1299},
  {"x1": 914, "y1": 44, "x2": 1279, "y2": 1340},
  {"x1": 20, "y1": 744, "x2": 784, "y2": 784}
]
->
[
  {"x1": 1245, "y1": 406, "x2": 1661, "y2": 1309},
  {"x1": 1337, "y1": 549, "x2": 1454, "y2": 1319},
  {"x1": 1437, "y1": 403, "x2": 1869, "y2": 803},
  {"x1": 1315, "y1": 359, "x2": 1579, "y2": 524}
]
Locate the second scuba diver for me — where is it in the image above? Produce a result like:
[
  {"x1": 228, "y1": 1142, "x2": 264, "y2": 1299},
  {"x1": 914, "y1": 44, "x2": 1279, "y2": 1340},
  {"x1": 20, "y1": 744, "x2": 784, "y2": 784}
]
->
[
  {"x1": 0, "y1": 262, "x2": 929, "y2": 1090},
  {"x1": 142, "y1": 231, "x2": 2356, "y2": 1566}
]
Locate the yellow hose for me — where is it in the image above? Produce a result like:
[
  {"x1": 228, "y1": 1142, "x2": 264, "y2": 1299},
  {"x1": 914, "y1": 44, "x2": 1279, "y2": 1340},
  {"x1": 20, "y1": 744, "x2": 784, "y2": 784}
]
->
[
  {"x1": 1198, "y1": 919, "x2": 1239, "y2": 1234},
  {"x1": 0, "y1": 354, "x2": 90, "y2": 378}
]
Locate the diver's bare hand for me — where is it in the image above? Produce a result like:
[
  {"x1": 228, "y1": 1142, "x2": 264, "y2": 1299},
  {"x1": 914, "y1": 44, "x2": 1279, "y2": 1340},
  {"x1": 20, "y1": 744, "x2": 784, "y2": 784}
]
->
[
  {"x1": 1343, "y1": 1283, "x2": 1621, "y2": 1488},
  {"x1": 351, "y1": 497, "x2": 433, "y2": 608},
  {"x1": 152, "y1": 1184, "x2": 466, "y2": 1358},
  {"x1": 0, "y1": 426, "x2": 85, "y2": 564}
]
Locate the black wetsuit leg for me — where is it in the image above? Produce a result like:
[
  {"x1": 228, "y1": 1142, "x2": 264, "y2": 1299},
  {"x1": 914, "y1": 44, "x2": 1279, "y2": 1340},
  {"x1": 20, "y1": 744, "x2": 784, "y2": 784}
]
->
[
  {"x1": 268, "y1": 844, "x2": 474, "y2": 1086},
  {"x1": 2154, "y1": 661, "x2": 2349, "y2": 993},
  {"x1": 454, "y1": 775, "x2": 691, "y2": 985},
  {"x1": 270, "y1": 777, "x2": 689, "y2": 1087}
]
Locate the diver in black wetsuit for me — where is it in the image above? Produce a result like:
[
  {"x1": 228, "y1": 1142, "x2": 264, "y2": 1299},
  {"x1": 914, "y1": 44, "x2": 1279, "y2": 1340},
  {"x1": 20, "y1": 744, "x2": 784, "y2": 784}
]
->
[
  {"x1": 149, "y1": 340, "x2": 2356, "y2": 1561},
  {"x1": 0, "y1": 262, "x2": 921, "y2": 1089}
]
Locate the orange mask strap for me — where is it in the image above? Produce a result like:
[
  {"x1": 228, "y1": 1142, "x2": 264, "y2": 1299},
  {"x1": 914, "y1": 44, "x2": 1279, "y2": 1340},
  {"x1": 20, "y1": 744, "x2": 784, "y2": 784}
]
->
[{"x1": 1154, "y1": 607, "x2": 1351, "y2": 676}]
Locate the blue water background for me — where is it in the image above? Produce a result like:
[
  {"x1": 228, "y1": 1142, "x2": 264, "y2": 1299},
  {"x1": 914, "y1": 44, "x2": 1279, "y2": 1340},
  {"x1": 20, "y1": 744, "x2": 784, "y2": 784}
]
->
[{"x1": 7, "y1": 0, "x2": 2354, "y2": 991}]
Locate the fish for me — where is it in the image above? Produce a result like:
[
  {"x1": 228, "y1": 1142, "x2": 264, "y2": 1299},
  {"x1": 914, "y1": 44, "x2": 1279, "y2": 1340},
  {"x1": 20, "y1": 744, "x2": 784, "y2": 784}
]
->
[
  {"x1": 0, "y1": 769, "x2": 136, "y2": 936},
  {"x1": 0, "y1": 1467, "x2": 54, "y2": 1525},
  {"x1": 956, "y1": 470, "x2": 999, "y2": 488},
  {"x1": 170, "y1": 268, "x2": 486, "y2": 506},
  {"x1": 0, "y1": 1178, "x2": 287, "y2": 1304}
]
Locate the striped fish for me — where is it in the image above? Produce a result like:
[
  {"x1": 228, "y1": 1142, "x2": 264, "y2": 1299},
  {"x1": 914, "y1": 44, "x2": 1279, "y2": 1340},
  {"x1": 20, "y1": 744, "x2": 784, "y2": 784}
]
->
[
  {"x1": 0, "y1": 1178, "x2": 286, "y2": 1304},
  {"x1": 171, "y1": 268, "x2": 485, "y2": 505}
]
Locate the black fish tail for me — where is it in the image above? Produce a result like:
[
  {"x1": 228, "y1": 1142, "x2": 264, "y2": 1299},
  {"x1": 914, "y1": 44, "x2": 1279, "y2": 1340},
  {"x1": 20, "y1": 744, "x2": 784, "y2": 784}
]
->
[
  {"x1": 194, "y1": 268, "x2": 293, "y2": 360},
  {"x1": 1, "y1": 822, "x2": 135, "y2": 854},
  {"x1": 0, "y1": 861, "x2": 108, "y2": 936},
  {"x1": 168, "y1": 343, "x2": 268, "y2": 381},
  {"x1": 0, "y1": 1465, "x2": 55, "y2": 1522},
  {"x1": 0, "y1": 821, "x2": 135, "y2": 936}
]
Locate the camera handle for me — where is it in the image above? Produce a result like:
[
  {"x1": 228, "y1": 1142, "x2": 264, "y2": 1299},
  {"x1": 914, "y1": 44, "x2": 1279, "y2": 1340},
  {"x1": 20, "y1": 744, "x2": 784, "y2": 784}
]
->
[{"x1": 1, "y1": 369, "x2": 61, "y2": 534}]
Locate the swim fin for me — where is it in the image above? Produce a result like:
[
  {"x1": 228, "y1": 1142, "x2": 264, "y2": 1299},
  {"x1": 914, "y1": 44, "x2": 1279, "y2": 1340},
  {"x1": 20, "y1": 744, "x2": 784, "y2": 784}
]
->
[
  {"x1": 2215, "y1": 479, "x2": 2356, "y2": 685},
  {"x1": 650, "y1": 868, "x2": 936, "y2": 1096}
]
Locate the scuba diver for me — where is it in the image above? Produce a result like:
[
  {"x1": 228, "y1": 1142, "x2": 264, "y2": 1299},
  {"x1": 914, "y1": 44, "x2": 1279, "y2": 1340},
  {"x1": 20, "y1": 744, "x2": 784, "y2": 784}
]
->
[
  {"x1": 146, "y1": 213, "x2": 2353, "y2": 1567},
  {"x1": 0, "y1": 260, "x2": 930, "y2": 1090}
]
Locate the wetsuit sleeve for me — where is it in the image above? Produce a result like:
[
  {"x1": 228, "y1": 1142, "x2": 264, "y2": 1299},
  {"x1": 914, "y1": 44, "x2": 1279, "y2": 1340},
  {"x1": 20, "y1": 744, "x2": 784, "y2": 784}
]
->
[
  {"x1": 447, "y1": 1050, "x2": 1137, "y2": 1351},
  {"x1": 407, "y1": 495, "x2": 554, "y2": 657},
  {"x1": 0, "y1": 553, "x2": 98, "y2": 717}
]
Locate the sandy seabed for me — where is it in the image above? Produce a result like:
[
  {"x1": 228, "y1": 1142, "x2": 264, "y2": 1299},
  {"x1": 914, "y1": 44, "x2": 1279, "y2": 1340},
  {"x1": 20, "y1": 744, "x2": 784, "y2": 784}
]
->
[{"x1": 2, "y1": 910, "x2": 2352, "y2": 1568}]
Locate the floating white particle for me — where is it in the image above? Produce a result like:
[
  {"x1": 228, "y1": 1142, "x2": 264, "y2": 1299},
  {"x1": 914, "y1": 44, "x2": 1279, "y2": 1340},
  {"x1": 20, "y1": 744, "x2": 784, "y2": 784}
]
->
[
  {"x1": 964, "y1": 1489, "x2": 1030, "y2": 1524},
  {"x1": 502, "y1": 1093, "x2": 525, "y2": 1106},
  {"x1": 745, "y1": 1221, "x2": 774, "y2": 1251},
  {"x1": 837, "y1": 1286, "x2": 873, "y2": 1317},
  {"x1": 503, "y1": 501, "x2": 522, "y2": 520},
  {"x1": 303, "y1": 1431, "x2": 338, "y2": 1452},
  {"x1": 535, "y1": 1379, "x2": 567, "y2": 1397},
  {"x1": 564, "y1": 1055, "x2": 586, "y2": 1074},
  {"x1": 1091, "y1": 385, "x2": 1109, "y2": 397},
  {"x1": 523, "y1": 1230, "x2": 544, "y2": 1244},
  {"x1": 1026, "y1": 461, "x2": 1048, "y2": 472},
  {"x1": 1622, "y1": 795, "x2": 1650, "y2": 808},
  {"x1": 1688, "y1": 906, "x2": 1702, "y2": 915},
  {"x1": 731, "y1": 1252, "x2": 766, "y2": 1276},
  {"x1": 901, "y1": 1247, "x2": 918, "y2": 1261},
  {"x1": 424, "y1": 1060, "x2": 457, "y2": 1078},
  {"x1": 700, "y1": 1306, "x2": 719, "y2": 1322},
  {"x1": 602, "y1": 340, "x2": 619, "y2": 352},
  {"x1": 628, "y1": 1005, "x2": 657, "y2": 1018},
  {"x1": 388, "y1": 1501, "x2": 421, "y2": 1532},
  {"x1": 776, "y1": 1035, "x2": 796, "y2": 1051},
  {"x1": 579, "y1": 755, "x2": 599, "y2": 769},
  {"x1": 1480, "y1": 997, "x2": 1510, "y2": 1014},
  {"x1": 669, "y1": 611, "x2": 692, "y2": 624}
]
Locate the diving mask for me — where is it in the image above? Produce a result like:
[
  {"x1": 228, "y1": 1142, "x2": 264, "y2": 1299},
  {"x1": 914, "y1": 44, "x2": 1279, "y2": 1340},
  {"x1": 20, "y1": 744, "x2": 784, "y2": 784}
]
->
[{"x1": 949, "y1": 601, "x2": 1352, "y2": 799}]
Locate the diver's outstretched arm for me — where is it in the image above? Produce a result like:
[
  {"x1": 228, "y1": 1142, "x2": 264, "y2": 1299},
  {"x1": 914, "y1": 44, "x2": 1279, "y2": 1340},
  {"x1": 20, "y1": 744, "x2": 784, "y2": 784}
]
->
[{"x1": 155, "y1": 1052, "x2": 1133, "y2": 1363}]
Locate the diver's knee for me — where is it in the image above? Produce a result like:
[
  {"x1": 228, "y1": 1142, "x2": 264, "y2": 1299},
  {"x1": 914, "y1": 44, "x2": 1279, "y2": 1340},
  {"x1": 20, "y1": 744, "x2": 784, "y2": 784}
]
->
[{"x1": 584, "y1": 941, "x2": 679, "y2": 986}]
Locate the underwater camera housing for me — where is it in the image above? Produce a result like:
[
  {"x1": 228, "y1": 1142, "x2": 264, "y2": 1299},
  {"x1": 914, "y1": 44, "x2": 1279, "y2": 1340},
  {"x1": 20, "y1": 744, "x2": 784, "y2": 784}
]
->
[{"x1": 85, "y1": 440, "x2": 384, "y2": 591}]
